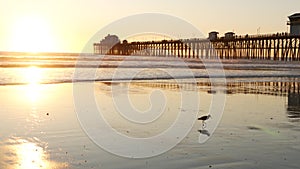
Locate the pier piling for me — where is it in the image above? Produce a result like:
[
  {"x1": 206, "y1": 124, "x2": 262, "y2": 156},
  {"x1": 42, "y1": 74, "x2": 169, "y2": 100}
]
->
[{"x1": 94, "y1": 34, "x2": 300, "y2": 61}]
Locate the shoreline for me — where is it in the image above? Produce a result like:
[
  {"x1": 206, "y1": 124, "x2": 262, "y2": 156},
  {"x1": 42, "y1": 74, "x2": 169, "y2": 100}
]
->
[
  {"x1": 0, "y1": 76, "x2": 300, "y2": 87},
  {"x1": 0, "y1": 79, "x2": 299, "y2": 169}
]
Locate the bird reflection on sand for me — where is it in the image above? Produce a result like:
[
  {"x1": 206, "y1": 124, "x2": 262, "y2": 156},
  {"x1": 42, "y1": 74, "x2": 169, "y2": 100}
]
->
[{"x1": 198, "y1": 129, "x2": 211, "y2": 137}]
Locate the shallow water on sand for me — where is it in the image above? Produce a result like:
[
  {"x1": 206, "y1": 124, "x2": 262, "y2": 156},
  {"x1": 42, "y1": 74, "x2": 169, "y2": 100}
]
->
[{"x1": 0, "y1": 78, "x2": 299, "y2": 169}]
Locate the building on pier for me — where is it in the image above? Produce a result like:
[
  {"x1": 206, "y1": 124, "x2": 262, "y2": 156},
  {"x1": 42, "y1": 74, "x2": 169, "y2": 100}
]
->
[
  {"x1": 224, "y1": 32, "x2": 235, "y2": 39},
  {"x1": 288, "y1": 13, "x2": 300, "y2": 36},
  {"x1": 100, "y1": 34, "x2": 120, "y2": 45},
  {"x1": 208, "y1": 31, "x2": 219, "y2": 40},
  {"x1": 94, "y1": 34, "x2": 121, "y2": 55}
]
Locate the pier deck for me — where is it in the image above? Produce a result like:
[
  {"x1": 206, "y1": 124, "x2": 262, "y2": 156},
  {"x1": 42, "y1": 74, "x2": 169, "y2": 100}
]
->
[{"x1": 94, "y1": 34, "x2": 300, "y2": 61}]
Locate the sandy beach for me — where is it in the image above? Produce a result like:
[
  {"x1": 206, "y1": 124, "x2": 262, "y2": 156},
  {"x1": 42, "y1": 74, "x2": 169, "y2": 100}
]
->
[
  {"x1": 0, "y1": 77, "x2": 299, "y2": 169},
  {"x1": 1, "y1": 0, "x2": 300, "y2": 168}
]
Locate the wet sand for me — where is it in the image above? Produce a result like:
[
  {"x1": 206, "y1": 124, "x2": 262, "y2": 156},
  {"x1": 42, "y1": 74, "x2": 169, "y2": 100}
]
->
[{"x1": 0, "y1": 79, "x2": 299, "y2": 169}]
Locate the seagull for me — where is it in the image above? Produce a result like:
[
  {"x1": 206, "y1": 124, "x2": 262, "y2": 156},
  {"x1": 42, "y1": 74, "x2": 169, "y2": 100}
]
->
[
  {"x1": 198, "y1": 114, "x2": 211, "y2": 121},
  {"x1": 198, "y1": 115, "x2": 212, "y2": 128}
]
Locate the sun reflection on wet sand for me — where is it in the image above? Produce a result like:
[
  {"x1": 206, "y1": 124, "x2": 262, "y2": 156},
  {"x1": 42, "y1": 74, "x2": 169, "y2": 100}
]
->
[
  {"x1": 25, "y1": 84, "x2": 45, "y2": 103},
  {"x1": 0, "y1": 137, "x2": 68, "y2": 169},
  {"x1": 22, "y1": 66, "x2": 46, "y2": 103}
]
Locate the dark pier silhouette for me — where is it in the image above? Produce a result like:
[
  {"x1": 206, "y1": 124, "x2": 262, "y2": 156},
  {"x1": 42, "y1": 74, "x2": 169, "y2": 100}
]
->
[
  {"x1": 94, "y1": 13, "x2": 300, "y2": 61},
  {"x1": 94, "y1": 33, "x2": 300, "y2": 61}
]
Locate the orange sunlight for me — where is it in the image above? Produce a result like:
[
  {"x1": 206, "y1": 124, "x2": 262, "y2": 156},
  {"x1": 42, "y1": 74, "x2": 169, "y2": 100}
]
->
[
  {"x1": 9, "y1": 15, "x2": 57, "y2": 53},
  {"x1": 0, "y1": 137, "x2": 69, "y2": 169},
  {"x1": 23, "y1": 66, "x2": 44, "y2": 102},
  {"x1": 24, "y1": 66, "x2": 43, "y2": 84}
]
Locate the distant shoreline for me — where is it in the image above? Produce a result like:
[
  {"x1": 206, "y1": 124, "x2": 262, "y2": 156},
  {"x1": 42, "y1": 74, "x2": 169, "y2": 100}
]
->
[{"x1": 0, "y1": 51, "x2": 93, "y2": 56}]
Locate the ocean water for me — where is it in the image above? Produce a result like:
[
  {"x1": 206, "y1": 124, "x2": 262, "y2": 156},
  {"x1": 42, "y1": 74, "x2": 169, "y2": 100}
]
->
[
  {"x1": 1, "y1": 54, "x2": 300, "y2": 85},
  {"x1": 1, "y1": 54, "x2": 300, "y2": 169}
]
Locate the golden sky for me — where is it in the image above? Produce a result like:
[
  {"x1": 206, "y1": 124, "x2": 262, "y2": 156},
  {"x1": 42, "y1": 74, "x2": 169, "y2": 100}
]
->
[{"x1": 0, "y1": 0, "x2": 299, "y2": 53}]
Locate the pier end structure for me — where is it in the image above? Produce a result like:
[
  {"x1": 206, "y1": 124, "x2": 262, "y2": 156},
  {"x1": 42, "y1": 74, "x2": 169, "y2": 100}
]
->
[{"x1": 288, "y1": 13, "x2": 300, "y2": 36}]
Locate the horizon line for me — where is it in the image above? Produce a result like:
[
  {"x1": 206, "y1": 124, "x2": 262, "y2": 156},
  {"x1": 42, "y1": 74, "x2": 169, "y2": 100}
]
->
[{"x1": 0, "y1": 51, "x2": 94, "y2": 56}]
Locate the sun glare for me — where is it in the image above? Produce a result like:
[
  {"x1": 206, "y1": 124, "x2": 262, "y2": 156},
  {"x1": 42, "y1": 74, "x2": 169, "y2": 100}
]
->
[
  {"x1": 9, "y1": 15, "x2": 56, "y2": 53},
  {"x1": 24, "y1": 66, "x2": 43, "y2": 84},
  {"x1": 22, "y1": 66, "x2": 44, "y2": 102},
  {"x1": 1, "y1": 137, "x2": 69, "y2": 169}
]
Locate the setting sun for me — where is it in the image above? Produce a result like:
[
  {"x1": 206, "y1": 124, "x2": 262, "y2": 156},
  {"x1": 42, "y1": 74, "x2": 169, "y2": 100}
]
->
[{"x1": 9, "y1": 15, "x2": 56, "y2": 53}]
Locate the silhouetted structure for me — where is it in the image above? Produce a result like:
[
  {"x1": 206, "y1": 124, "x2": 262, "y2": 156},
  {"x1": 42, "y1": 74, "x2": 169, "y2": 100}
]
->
[
  {"x1": 288, "y1": 13, "x2": 300, "y2": 36},
  {"x1": 224, "y1": 32, "x2": 235, "y2": 39},
  {"x1": 94, "y1": 33, "x2": 300, "y2": 61},
  {"x1": 208, "y1": 31, "x2": 219, "y2": 41},
  {"x1": 95, "y1": 34, "x2": 122, "y2": 55},
  {"x1": 94, "y1": 13, "x2": 300, "y2": 61},
  {"x1": 100, "y1": 34, "x2": 120, "y2": 45}
]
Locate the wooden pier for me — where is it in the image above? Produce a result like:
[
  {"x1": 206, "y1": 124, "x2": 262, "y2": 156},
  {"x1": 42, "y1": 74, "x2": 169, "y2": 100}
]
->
[{"x1": 94, "y1": 33, "x2": 300, "y2": 61}]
